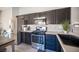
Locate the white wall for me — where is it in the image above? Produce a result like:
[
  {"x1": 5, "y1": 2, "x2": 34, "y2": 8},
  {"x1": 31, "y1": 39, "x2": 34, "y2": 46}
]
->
[
  {"x1": 1, "y1": 8, "x2": 12, "y2": 31},
  {"x1": 71, "y1": 7, "x2": 79, "y2": 34},
  {"x1": 0, "y1": 7, "x2": 19, "y2": 31},
  {"x1": 18, "y1": 7, "x2": 64, "y2": 15},
  {"x1": 0, "y1": 11, "x2": 1, "y2": 27},
  {"x1": 71, "y1": 7, "x2": 79, "y2": 24},
  {"x1": 0, "y1": 8, "x2": 12, "y2": 38},
  {"x1": 12, "y1": 7, "x2": 19, "y2": 32},
  {"x1": 0, "y1": 7, "x2": 19, "y2": 39}
]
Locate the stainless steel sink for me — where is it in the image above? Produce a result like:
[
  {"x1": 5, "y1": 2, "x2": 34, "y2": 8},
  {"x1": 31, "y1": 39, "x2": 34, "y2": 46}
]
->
[{"x1": 58, "y1": 34, "x2": 79, "y2": 47}]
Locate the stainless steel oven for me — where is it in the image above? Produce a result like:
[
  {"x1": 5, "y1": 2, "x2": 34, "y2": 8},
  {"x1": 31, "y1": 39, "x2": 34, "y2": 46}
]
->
[
  {"x1": 31, "y1": 26, "x2": 47, "y2": 51},
  {"x1": 31, "y1": 32, "x2": 45, "y2": 51}
]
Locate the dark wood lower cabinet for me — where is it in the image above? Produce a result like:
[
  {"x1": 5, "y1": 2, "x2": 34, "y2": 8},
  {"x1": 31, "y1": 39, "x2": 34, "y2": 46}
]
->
[
  {"x1": 17, "y1": 32, "x2": 31, "y2": 45},
  {"x1": 24, "y1": 32, "x2": 31, "y2": 45},
  {"x1": 17, "y1": 32, "x2": 22, "y2": 44}
]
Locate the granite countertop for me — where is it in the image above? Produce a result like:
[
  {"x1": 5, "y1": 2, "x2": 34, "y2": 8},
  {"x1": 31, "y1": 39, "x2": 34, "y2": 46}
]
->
[
  {"x1": 20, "y1": 30, "x2": 33, "y2": 32},
  {"x1": 46, "y1": 31, "x2": 64, "y2": 34},
  {"x1": 56, "y1": 33, "x2": 79, "y2": 52},
  {"x1": 20, "y1": 30, "x2": 64, "y2": 34}
]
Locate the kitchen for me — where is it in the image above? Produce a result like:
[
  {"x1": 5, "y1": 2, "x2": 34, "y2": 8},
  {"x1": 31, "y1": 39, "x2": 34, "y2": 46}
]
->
[
  {"x1": 16, "y1": 7, "x2": 79, "y2": 52},
  {"x1": 0, "y1": 7, "x2": 79, "y2": 52}
]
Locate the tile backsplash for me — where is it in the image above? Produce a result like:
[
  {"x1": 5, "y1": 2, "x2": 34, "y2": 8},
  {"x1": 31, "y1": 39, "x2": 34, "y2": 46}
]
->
[{"x1": 27, "y1": 24, "x2": 64, "y2": 32}]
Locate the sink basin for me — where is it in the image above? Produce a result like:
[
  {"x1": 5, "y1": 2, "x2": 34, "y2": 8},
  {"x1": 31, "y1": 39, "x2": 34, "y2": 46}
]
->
[{"x1": 58, "y1": 34, "x2": 79, "y2": 47}]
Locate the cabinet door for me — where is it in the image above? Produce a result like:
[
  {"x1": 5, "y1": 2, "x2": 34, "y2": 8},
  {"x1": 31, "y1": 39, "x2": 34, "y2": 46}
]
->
[
  {"x1": 65, "y1": 8, "x2": 71, "y2": 24},
  {"x1": 39, "y1": 12, "x2": 46, "y2": 17},
  {"x1": 29, "y1": 13, "x2": 39, "y2": 24},
  {"x1": 17, "y1": 32, "x2": 22, "y2": 44},
  {"x1": 39, "y1": 11, "x2": 56, "y2": 24},
  {"x1": 46, "y1": 10, "x2": 56, "y2": 24},
  {"x1": 24, "y1": 15, "x2": 30, "y2": 24},
  {"x1": 25, "y1": 32, "x2": 31, "y2": 45},
  {"x1": 21, "y1": 32, "x2": 26, "y2": 43},
  {"x1": 45, "y1": 34, "x2": 56, "y2": 51},
  {"x1": 39, "y1": 12, "x2": 47, "y2": 24},
  {"x1": 56, "y1": 8, "x2": 66, "y2": 24},
  {"x1": 55, "y1": 8, "x2": 70, "y2": 24},
  {"x1": 20, "y1": 32, "x2": 31, "y2": 45}
]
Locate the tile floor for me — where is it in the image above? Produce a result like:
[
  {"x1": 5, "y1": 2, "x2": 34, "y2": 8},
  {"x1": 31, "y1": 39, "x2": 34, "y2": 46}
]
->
[{"x1": 6, "y1": 43, "x2": 37, "y2": 52}]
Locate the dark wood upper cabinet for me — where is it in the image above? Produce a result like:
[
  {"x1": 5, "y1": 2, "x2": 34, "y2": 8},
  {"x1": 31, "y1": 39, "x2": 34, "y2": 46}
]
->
[
  {"x1": 39, "y1": 11, "x2": 56, "y2": 24},
  {"x1": 65, "y1": 8, "x2": 71, "y2": 24},
  {"x1": 24, "y1": 20, "x2": 28, "y2": 25},
  {"x1": 46, "y1": 10, "x2": 56, "y2": 24},
  {"x1": 55, "y1": 8, "x2": 66, "y2": 24},
  {"x1": 55, "y1": 7, "x2": 70, "y2": 24},
  {"x1": 39, "y1": 12, "x2": 47, "y2": 24},
  {"x1": 24, "y1": 15, "x2": 29, "y2": 20},
  {"x1": 17, "y1": 7, "x2": 71, "y2": 25},
  {"x1": 39, "y1": 12, "x2": 47, "y2": 17},
  {"x1": 17, "y1": 15, "x2": 25, "y2": 20},
  {"x1": 24, "y1": 15, "x2": 30, "y2": 24},
  {"x1": 29, "y1": 13, "x2": 39, "y2": 24}
]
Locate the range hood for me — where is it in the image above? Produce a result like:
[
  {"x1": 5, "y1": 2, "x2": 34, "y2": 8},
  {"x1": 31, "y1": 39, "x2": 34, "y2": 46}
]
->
[{"x1": 34, "y1": 16, "x2": 46, "y2": 20}]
